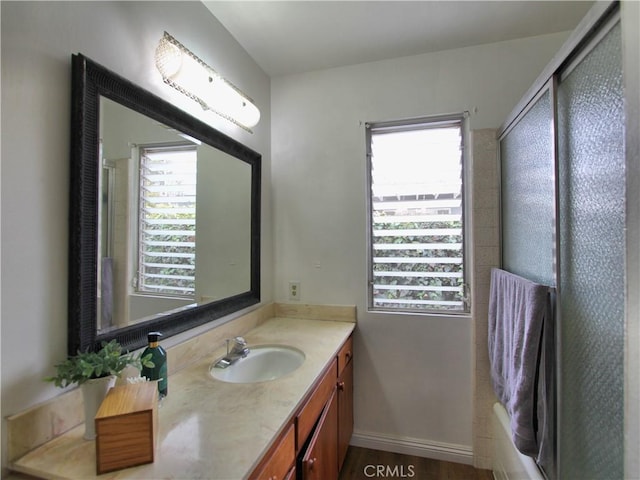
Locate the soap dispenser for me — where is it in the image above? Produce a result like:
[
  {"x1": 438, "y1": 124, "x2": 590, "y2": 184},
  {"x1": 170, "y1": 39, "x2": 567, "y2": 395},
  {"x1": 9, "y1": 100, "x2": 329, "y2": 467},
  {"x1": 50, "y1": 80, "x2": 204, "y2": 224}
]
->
[{"x1": 141, "y1": 331, "x2": 168, "y2": 398}]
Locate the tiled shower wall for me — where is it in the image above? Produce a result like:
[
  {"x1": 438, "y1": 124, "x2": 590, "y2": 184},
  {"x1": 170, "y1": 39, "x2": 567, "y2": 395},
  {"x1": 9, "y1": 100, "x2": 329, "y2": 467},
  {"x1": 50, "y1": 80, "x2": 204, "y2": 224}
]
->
[{"x1": 470, "y1": 129, "x2": 500, "y2": 469}]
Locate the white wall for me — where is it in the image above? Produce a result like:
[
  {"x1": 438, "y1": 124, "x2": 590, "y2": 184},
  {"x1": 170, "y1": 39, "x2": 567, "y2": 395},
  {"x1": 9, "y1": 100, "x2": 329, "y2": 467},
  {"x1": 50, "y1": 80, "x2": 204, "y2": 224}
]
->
[
  {"x1": 271, "y1": 32, "x2": 570, "y2": 457},
  {"x1": 0, "y1": 1, "x2": 271, "y2": 469}
]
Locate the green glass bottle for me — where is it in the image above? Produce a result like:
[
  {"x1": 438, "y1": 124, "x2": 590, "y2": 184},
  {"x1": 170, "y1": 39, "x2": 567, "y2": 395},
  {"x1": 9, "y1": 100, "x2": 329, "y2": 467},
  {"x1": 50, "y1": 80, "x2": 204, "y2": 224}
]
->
[{"x1": 141, "y1": 331, "x2": 167, "y2": 398}]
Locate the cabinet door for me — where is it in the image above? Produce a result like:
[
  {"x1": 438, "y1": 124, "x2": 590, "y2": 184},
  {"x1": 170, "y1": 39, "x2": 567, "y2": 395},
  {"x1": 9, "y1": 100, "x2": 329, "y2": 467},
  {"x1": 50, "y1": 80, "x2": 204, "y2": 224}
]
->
[
  {"x1": 284, "y1": 466, "x2": 295, "y2": 480},
  {"x1": 337, "y1": 356, "x2": 353, "y2": 470},
  {"x1": 301, "y1": 389, "x2": 338, "y2": 480},
  {"x1": 249, "y1": 424, "x2": 295, "y2": 480}
]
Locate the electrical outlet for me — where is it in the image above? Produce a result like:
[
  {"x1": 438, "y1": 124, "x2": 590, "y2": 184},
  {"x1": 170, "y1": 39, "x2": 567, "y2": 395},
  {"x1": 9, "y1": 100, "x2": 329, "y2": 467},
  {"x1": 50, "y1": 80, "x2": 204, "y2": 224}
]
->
[{"x1": 289, "y1": 282, "x2": 301, "y2": 301}]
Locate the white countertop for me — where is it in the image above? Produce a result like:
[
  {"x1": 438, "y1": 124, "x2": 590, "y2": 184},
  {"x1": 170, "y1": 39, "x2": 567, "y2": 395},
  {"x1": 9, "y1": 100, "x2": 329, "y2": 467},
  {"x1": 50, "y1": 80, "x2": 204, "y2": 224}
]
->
[{"x1": 11, "y1": 316, "x2": 355, "y2": 480}]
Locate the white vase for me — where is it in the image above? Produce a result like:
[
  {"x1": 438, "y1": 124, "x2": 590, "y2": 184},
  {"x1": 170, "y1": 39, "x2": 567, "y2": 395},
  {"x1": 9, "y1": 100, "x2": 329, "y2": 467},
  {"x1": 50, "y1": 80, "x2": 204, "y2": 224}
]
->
[{"x1": 81, "y1": 375, "x2": 116, "y2": 440}]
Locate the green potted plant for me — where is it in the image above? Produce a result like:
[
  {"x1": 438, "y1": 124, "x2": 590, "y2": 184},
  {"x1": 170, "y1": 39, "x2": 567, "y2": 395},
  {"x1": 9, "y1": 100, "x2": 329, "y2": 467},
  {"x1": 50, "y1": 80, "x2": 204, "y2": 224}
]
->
[{"x1": 45, "y1": 339, "x2": 154, "y2": 440}]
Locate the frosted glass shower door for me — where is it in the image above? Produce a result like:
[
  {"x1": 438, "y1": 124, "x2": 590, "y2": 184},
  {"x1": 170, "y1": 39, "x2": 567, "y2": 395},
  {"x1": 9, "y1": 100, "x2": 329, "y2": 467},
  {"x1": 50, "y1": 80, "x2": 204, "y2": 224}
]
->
[
  {"x1": 500, "y1": 89, "x2": 555, "y2": 287},
  {"x1": 557, "y1": 21, "x2": 624, "y2": 480},
  {"x1": 500, "y1": 86, "x2": 556, "y2": 480}
]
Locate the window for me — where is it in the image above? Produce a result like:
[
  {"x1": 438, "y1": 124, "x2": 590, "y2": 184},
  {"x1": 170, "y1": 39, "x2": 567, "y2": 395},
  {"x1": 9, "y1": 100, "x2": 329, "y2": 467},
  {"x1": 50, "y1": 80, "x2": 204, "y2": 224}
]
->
[
  {"x1": 137, "y1": 144, "x2": 197, "y2": 297},
  {"x1": 366, "y1": 115, "x2": 468, "y2": 313}
]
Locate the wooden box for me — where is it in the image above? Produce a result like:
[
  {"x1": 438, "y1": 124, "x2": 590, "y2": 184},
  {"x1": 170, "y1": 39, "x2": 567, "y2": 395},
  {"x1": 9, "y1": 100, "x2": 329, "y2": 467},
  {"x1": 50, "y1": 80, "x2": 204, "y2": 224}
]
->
[{"x1": 95, "y1": 382, "x2": 158, "y2": 474}]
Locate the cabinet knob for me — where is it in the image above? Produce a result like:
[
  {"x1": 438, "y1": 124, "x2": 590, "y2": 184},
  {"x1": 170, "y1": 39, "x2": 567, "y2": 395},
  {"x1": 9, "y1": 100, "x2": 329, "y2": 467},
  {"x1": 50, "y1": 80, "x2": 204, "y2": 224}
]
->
[
  {"x1": 337, "y1": 381, "x2": 345, "y2": 391},
  {"x1": 345, "y1": 351, "x2": 352, "y2": 361},
  {"x1": 308, "y1": 457, "x2": 317, "y2": 470}
]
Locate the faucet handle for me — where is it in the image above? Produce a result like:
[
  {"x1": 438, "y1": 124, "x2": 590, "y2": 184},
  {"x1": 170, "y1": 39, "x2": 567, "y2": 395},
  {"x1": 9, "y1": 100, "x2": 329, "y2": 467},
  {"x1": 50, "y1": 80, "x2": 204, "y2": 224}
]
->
[
  {"x1": 225, "y1": 336, "x2": 248, "y2": 356},
  {"x1": 227, "y1": 336, "x2": 250, "y2": 358}
]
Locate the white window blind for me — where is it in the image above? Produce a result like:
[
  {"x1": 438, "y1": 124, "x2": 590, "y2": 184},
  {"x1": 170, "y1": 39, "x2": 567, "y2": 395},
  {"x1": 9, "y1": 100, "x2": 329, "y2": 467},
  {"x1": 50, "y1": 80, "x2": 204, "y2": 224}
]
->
[
  {"x1": 138, "y1": 145, "x2": 197, "y2": 296},
  {"x1": 367, "y1": 117, "x2": 467, "y2": 313}
]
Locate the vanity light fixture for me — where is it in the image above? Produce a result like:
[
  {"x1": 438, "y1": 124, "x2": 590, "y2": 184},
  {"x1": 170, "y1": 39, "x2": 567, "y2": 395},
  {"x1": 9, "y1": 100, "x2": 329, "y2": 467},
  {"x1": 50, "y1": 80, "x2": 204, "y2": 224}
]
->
[{"x1": 155, "y1": 32, "x2": 260, "y2": 132}]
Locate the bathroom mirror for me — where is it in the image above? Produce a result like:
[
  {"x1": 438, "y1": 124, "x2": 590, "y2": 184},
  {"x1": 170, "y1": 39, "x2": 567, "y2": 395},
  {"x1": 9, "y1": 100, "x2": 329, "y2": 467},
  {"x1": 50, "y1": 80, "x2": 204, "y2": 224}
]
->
[{"x1": 69, "y1": 54, "x2": 261, "y2": 354}]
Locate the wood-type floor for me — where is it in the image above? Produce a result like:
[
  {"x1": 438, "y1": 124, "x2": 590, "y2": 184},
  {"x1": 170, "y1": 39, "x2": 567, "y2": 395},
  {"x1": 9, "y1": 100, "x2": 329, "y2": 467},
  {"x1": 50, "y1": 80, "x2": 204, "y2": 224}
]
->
[{"x1": 339, "y1": 446, "x2": 494, "y2": 480}]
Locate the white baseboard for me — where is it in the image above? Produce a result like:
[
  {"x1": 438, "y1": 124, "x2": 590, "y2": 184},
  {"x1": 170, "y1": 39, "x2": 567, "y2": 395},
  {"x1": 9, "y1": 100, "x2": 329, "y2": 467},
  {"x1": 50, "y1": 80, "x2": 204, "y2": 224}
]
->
[{"x1": 350, "y1": 430, "x2": 474, "y2": 466}]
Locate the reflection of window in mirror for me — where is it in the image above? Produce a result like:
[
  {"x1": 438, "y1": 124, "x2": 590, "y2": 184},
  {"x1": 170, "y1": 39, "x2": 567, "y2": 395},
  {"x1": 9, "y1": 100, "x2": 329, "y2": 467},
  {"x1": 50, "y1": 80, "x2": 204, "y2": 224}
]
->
[{"x1": 135, "y1": 143, "x2": 197, "y2": 299}]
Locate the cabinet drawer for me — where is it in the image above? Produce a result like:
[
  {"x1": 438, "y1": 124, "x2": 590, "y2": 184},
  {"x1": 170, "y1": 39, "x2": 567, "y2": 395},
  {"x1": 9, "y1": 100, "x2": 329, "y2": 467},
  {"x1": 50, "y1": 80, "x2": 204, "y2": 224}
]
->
[
  {"x1": 296, "y1": 358, "x2": 337, "y2": 450},
  {"x1": 250, "y1": 424, "x2": 295, "y2": 480},
  {"x1": 337, "y1": 336, "x2": 353, "y2": 376}
]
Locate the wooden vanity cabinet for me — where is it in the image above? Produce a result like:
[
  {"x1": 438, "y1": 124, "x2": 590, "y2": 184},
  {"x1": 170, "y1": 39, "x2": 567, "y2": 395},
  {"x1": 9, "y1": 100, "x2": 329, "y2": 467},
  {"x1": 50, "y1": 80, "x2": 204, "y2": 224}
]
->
[
  {"x1": 337, "y1": 336, "x2": 353, "y2": 374},
  {"x1": 296, "y1": 359, "x2": 338, "y2": 448},
  {"x1": 249, "y1": 424, "x2": 295, "y2": 480},
  {"x1": 284, "y1": 467, "x2": 296, "y2": 480},
  {"x1": 249, "y1": 334, "x2": 354, "y2": 480},
  {"x1": 297, "y1": 335, "x2": 353, "y2": 480},
  {"x1": 337, "y1": 337, "x2": 354, "y2": 470},
  {"x1": 300, "y1": 390, "x2": 338, "y2": 480}
]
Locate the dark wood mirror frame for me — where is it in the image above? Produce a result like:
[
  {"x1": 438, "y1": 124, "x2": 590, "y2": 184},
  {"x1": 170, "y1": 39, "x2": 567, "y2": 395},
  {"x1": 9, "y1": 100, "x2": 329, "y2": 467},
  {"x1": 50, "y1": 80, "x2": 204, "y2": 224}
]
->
[{"x1": 69, "y1": 54, "x2": 261, "y2": 354}]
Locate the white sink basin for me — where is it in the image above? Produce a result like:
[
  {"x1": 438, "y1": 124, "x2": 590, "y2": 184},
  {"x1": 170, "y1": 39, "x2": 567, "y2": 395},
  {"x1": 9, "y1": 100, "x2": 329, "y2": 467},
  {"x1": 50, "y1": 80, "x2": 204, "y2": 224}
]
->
[{"x1": 210, "y1": 345, "x2": 305, "y2": 383}]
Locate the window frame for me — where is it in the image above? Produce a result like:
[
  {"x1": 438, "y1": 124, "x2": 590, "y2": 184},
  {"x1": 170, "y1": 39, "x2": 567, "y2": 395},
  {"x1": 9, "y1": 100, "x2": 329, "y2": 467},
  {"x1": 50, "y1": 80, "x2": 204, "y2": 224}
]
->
[
  {"x1": 134, "y1": 142, "x2": 198, "y2": 299},
  {"x1": 365, "y1": 113, "x2": 470, "y2": 315}
]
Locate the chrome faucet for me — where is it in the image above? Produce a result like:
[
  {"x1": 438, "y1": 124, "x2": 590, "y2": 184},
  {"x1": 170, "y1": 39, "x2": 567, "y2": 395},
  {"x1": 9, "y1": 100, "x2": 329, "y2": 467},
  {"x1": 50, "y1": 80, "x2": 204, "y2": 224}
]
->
[{"x1": 214, "y1": 336, "x2": 250, "y2": 368}]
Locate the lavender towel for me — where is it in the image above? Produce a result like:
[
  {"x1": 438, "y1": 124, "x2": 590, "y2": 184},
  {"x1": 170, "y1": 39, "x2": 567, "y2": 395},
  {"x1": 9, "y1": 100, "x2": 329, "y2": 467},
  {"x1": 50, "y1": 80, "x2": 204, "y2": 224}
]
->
[
  {"x1": 488, "y1": 268, "x2": 549, "y2": 458},
  {"x1": 101, "y1": 257, "x2": 114, "y2": 328}
]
